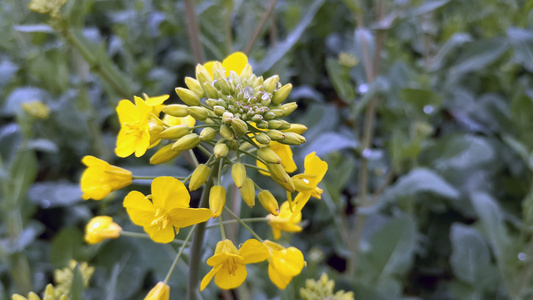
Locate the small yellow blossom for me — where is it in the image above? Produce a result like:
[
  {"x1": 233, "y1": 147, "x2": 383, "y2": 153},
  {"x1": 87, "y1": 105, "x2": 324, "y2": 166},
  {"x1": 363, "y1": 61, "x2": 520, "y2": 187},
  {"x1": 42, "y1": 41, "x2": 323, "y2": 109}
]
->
[
  {"x1": 54, "y1": 261, "x2": 94, "y2": 297},
  {"x1": 290, "y1": 152, "x2": 328, "y2": 221},
  {"x1": 11, "y1": 284, "x2": 64, "y2": 300},
  {"x1": 201, "y1": 239, "x2": 269, "y2": 290},
  {"x1": 84, "y1": 216, "x2": 122, "y2": 244},
  {"x1": 300, "y1": 273, "x2": 355, "y2": 300},
  {"x1": 80, "y1": 156, "x2": 132, "y2": 200},
  {"x1": 203, "y1": 52, "x2": 249, "y2": 79},
  {"x1": 22, "y1": 100, "x2": 50, "y2": 119},
  {"x1": 264, "y1": 240, "x2": 305, "y2": 289},
  {"x1": 123, "y1": 176, "x2": 211, "y2": 243},
  {"x1": 28, "y1": 0, "x2": 67, "y2": 17},
  {"x1": 257, "y1": 141, "x2": 297, "y2": 176},
  {"x1": 267, "y1": 201, "x2": 303, "y2": 239},
  {"x1": 144, "y1": 282, "x2": 170, "y2": 300}
]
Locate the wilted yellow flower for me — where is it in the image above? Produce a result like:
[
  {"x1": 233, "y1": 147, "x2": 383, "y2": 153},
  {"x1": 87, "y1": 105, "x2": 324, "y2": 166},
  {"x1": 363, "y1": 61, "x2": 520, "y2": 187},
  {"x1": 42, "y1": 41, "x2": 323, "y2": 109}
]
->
[
  {"x1": 144, "y1": 282, "x2": 170, "y2": 300},
  {"x1": 203, "y1": 52, "x2": 249, "y2": 79},
  {"x1": 123, "y1": 176, "x2": 211, "y2": 243},
  {"x1": 264, "y1": 240, "x2": 305, "y2": 289},
  {"x1": 80, "y1": 156, "x2": 132, "y2": 200},
  {"x1": 290, "y1": 152, "x2": 328, "y2": 221},
  {"x1": 267, "y1": 201, "x2": 303, "y2": 239},
  {"x1": 201, "y1": 239, "x2": 269, "y2": 290},
  {"x1": 84, "y1": 216, "x2": 122, "y2": 244},
  {"x1": 257, "y1": 142, "x2": 297, "y2": 176},
  {"x1": 22, "y1": 100, "x2": 50, "y2": 119}
]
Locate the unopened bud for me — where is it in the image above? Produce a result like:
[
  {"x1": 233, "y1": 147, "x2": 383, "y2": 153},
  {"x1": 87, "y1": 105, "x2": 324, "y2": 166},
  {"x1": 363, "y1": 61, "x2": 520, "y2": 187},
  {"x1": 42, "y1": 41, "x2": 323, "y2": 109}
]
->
[
  {"x1": 214, "y1": 105, "x2": 226, "y2": 116},
  {"x1": 283, "y1": 123, "x2": 307, "y2": 134},
  {"x1": 159, "y1": 125, "x2": 190, "y2": 139},
  {"x1": 266, "y1": 130, "x2": 286, "y2": 141},
  {"x1": 232, "y1": 163, "x2": 247, "y2": 188},
  {"x1": 214, "y1": 142, "x2": 230, "y2": 158},
  {"x1": 240, "y1": 178, "x2": 256, "y2": 207},
  {"x1": 256, "y1": 120, "x2": 269, "y2": 129},
  {"x1": 222, "y1": 111, "x2": 234, "y2": 124},
  {"x1": 278, "y1": 132, "x2": 306, "y2": 145},
  {"x1": 255, "y1": 132, "x2": 271, "y2": 145},
  {"x1": 231, "y1": 118, "x2": 248, "y2": 137},
  {"x1": 258, "y1": 190, "x2": 279, "y2": 216},
  {"x1": 263, "y1": 75, "x2": 279, "y2": 93},
  {"x1": 209, "y1": 185, "x2": 226, "y2": 218},
  {"x1": 185, "y1": 77, "x2": 205, "y2": 98},
  {"x1": 150, "y1": 144, "x2": 182, "y2": 164},
  {"x1": 280, "y1": 102, "x2": 298, "y2": 116},
  {"x1": 241, "y1": 64, "x2": 252, "y2": 78},
  {"x1": 268, "y1": 120, "x2": 283, "y2": 129},
  {"x1": 253, "y1": 76, "x2": 264, "y2": 89},
  {"x1": 267, "y1": 163, "x2": 295, "y2": 192},
  {"x1": 212, "y1": 61, "x2": 226, "y2": 79},
  {"x1": 272, "y1": 83, "x2": 292, "y2": 105},
  {"x1": 196, "y1": 64, "x2": 213, "y2": 85},
  {"x1": 175, "y1": 87, "x2": 201, "y2": 106},
  {"x1": 188, "y1": 106, "x2": 209, "y2": 121},
  {"x1": 200, "y1": 127, "x2": 216, "y2": 141},
  {"x1": 258, "y1": 147, "x2": 281, "y2": 164},
  {"x1": 162, "y1": 104, "x2": 189, "y2": 117},
  {"x1": 264, "y1": 111, "x2": 276, "y2": 120},
  {"x1": 189, "y1": 164, "x2": 210, "y2": 191},
  {"x1": 270, "y1": 109, "x2": 284, "y2": 118},
  {"x1": 278, "y1": 120, "x2": 291, "y2": 130},
  {"x1": 204, "y1": 82, "x2": 219, "y2": 98},
  {"x1": 172, "y1": 133, "x2": 200, "y2": 151},
  {"x1": 216, "y1": 78, "x2": 231, "y2": 94},
  {"x1": 227, "y1": 139, "x2": 240, "y2": 150},
  {"x1": 220, "y1": 124, "x2": 235, "y2": 140},
  {"x1": 205, "y1": 98, "x2": 218, "y2": 107}
]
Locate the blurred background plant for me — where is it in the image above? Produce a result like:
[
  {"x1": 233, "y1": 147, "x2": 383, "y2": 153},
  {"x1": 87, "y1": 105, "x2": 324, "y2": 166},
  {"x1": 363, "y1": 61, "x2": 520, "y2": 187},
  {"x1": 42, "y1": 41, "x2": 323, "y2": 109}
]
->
[{"x1": 1, "y1": 0, "x2": 533, "y2": 299}]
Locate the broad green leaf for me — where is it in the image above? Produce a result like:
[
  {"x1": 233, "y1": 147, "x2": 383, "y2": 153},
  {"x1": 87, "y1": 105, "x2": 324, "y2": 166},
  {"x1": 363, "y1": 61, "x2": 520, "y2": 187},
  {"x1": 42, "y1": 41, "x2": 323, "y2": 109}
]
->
[
  {"x1": 429, "y1": 33, "x2": 472, "y2": 71},
  {"x1": 50, "y1": 227, "x2": 85, "y2": 268},
  {"x1": 27, "y1": 182, "x2": 82, "y2": 208},
  {"x1": 507, "y1": 27, "x2": 533, "y2": 72},
  {"x1": 301, "y1": 131, "x2": 358, "y2": 158},
  {"x1": 450, "y1": 223, "x2": 491, "y2": 284},
  {"x1": 449, "y1": 38, "x2": 509, "y2": 75}
]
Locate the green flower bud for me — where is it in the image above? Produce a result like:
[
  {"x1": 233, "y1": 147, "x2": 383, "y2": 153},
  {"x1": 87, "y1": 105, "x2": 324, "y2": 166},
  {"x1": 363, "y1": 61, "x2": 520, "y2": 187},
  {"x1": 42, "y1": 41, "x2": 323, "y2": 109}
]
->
[
  {"x1": 222, "y1": 111, "x2": 234, "y2": 124},
  {"x1": 241, "y1": 64, "x2": 253, "y2": 78},
  {"x1": 266, "y1": 163, "x2": 295, "y2": 192},
  {"x1": 214, "y1": 142, "x2": 230, "y2": 158},
  {"x1": 231, "y1": 118, "x2": 248, "y2": 137},
  {"x1": 185, "y1": 76, "x2": 205, "y2": 98},
  {"x1": 270, "y1": 108, "x2": 284, "y2": 118},
  {"x1": 196, "y1": 64, "x2": 213, "y2": 85},
  {"x1": 209, "y1": 185, "x2": 226, "y2": 218},
  {"x1": 188, "y1": 106, "x2": 209, "y2": 121},
  {"x1": 172, "y1": 133, "x2": 200, "y2": 151},
  {"x1": 283, "y1": 123, "x2": 307, "y2": 134},
  {"x1": 214, "y1": 105, "x2": 226, "y2": 116},
  {"x1": 268, "y1": 120, "x2": 283, "y2": 129},
  {"x1": 212, "y1": 61, "x2": 225, "y2": 79},
  {"x1": 280, "y1": 102, "x2": 298, "y2": 116},
  {"x1": 227, "y1": 139, "x2": 240, "y2": 150},
  {"x1": 175, "y1": 87, "x2": 201, "y2": 106},
  {"x1": 215, "y1": 78, "x2": 231, "y2": 94},
  {"x1": 162, "y1": 104, "x2": 189, "y2": 117},
  {"x1": 258, "y1": 190, "x2": 279, "y2": 216},
  {"x1": 256, "y1": 120, "x2": 269, "y2": 129},
  {"x1": 278, "y1": 120, "x2": 291, "y2": 130},
  {"x1": 232, "y1": 163, "x2": 247, "y2": 188},
  {"x1": 253, "y1": 76, "x2": 264, "y2": 89},
  {"x1": 272, "y1": 83, "x2": 292, "y2": 105},
  {"x1": 200, "y1": 127, "x2": 216, "y2": 141},
  {"x1": 216, "y1": 99, "x2": 228, "y2": 108},
  {"x1": 189, "y1": 164, "x2": 210, "y2": 191},
  {"x1": 266, "y1": 129, "x2": 286, "y2": 141},
  {"x1": 220, "y1": 124, "x2": 235, "y2": 140},
  {"x1": 159, "y1": 125, "x2": 191, "y2": 139},
  {"x1": 150, "y1": 144, "x2": 182, "y2": 164},
  {"x1": 263, "y1": 75, "x2": 279, "y2": 93},
  {"x1": 264, "y1": 111, "x2": 276, "y2": 120},
  {"x1": 258, "y1": 147, "x2": 281, "y2": 164},
  {"x1": 252, "y1": 114, "x2": 263, "y2": 123},
  {"x1": 205, "y1": 98, "x2": 218, "y2": 107},
  {"x1": 203, "y1": 82, "x2": 219, "y2": 98},
  {"x1": 240, "y1": 178, "x2": 256, "y2": 207},
  {"x1": 278, "y1": 132, "x2": 306, "y2": 145},
  {"x1": 255, "y1": 132, "x2": 271, "y2": 145}
]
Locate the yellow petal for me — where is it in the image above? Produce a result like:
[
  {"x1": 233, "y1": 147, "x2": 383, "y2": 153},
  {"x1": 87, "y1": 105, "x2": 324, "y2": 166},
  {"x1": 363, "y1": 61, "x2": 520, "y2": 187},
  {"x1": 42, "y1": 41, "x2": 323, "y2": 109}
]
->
[
  {"x1": 203, "y1": 61, "x2": 215, "y2": 79},
  {"x1": 240, "y1": 239, "x2": 269, "y2": 264},
  {"x1": 123, "y1": 191, "x2": 156, "y2": 226},
  {"x1": 214, "y1": 262, "x2": 247, "y2": 290},
  {"x1": 271, "y1": 247, "x2": 305, "y2": 277},
  {"x1": 151, "y1": 177, "x2": 190, "y2": 210},
  {"x1": 201, "y1": 265, "x2": 221, "y2": 291},
  {"x1": 116, "y1": 100, "x2": 137, "y2": 124},
  {"x1": 256, "y1": 159, "x2": 270, "y2": 176},
  {"x1": 268, "y1": 263, "x2": 293, "y2": 289},
  {"x1": 222, "y1": 52, "x2": 248, "y2": 77},
  {"x1": 288, "y1": 192, "x2": 312, "y2": 222},
  {"x1": 272, "y1": 227, "x2": 281, "y2": 240},
  {"x1": 134, "y1": 128, "x2": 151, "y2": 157},
  {"x1": 167, "y1": 208, "x2": 211, "y2": 228},
  {"x1": 272, "y1": 142, "x2": 297, "y2": 173},
  {"x1": 304, "y1": 152, "x2": 328, "y2": 185},
  {"x1": 144, "y1": 94, "x2": 169, "y2": 106},
  {"x1": 115, "y1": 130, "x2": 140, "y2": 158},
  {"x1": 144, "y1": 224, "x2": 175, "y2": 243},
  {"x1": 144, "y1": 281, "x2": 170, "y2": 300}
]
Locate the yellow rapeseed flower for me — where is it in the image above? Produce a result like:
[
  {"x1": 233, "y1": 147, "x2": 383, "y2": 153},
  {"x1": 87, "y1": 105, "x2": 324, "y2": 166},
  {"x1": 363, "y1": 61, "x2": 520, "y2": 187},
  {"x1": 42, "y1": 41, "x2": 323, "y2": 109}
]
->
[
  {"x1": 290, "y1": 152, "x2": 328, "y2": 221},
  {"x1": 84, "y1": 216, "x2": 122, "y2": 244},
  {"x1": 201, "y1": 239, "x2": 269, "y2": 290},
  {"x1": 123, "y1": 176, "x2": 211, "y2": 243},
  {"x1": 267, "y1": 201, "x2": 303, "y2": 239},
  {"x1": 80, "y1": 156, "x2": 132, "y2": 200},
  {"x1": 264, "y1": 240, "x2": 305, "y2": 289},
  {"x1": 257, "y1": 141, "x2": 297, "y2": 176},
  {"x1": 116, "y1": 96, "x2": 161, "y2": 158},
  {"x1": 144, "y1": 282, "x2": 170, "y2": 300},
  {"x1": 203, "y1": 52, "x2": 249, "y2": 79}
]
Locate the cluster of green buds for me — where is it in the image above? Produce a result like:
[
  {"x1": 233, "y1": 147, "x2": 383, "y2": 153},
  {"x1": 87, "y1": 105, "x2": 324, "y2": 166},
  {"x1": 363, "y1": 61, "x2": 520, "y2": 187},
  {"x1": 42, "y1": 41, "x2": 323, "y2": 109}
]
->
[{"x1": 300, "y1": 273, "x2": 355, "y2": 300}]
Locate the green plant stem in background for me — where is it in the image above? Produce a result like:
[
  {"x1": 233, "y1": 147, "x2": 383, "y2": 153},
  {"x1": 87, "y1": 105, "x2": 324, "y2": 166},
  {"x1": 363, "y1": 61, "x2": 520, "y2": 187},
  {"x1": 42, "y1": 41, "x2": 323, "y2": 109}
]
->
[
  {"x1": 244, "y1": 0, "x2": 278, "y2": 55},
  {"x1": 204, "y1": 217, "x2": 269, "y2": 229},
  {"x1": 164, "y1": 224, "x2": 198, "y2": 284},
  {"x1": 184, "y1": 0, "x2": 205, "y2": 63},
  {"x1": 224, "y1": 207, "x2": 263, "y2": 242}
]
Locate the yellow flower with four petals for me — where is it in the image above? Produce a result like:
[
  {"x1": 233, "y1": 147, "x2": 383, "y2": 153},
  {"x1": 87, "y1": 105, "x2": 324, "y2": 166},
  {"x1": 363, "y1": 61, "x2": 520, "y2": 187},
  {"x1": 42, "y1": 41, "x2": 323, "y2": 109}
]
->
[
  {"x1": 80, "y1": 156, "x2": 132, "y2": 200},
  {"x1": 267, "y1": 201, "x2": 303, "y2": 239}
]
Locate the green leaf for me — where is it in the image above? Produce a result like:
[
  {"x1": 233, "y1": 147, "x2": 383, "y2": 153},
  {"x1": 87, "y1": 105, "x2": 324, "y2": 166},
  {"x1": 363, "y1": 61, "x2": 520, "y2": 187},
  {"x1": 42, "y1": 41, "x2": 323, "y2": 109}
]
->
[
  {"x1": 50, "y1": 227, "x2": 86, "y2": 268},
  {"x1": 450, "y1": 38, "x2": 509, "y2": 75},
  {"x1": 302, "y1": 131, "x2": 358, "y2": 158},
  {"x1": 411, "y1": 0, "x2": 450, "y2": 16},
  {"x1": 69, "y1": 264, "x2": 85, "y2": 300},
  {"x1": 507, "y1": 27, "x2": 533, "y2": 72},
  {"x1": 450, "y1": 223, "x2": 491, "y2": 284},
  {"x1": 27, "y1": 181, "x2": 82, "y2": 208},
  {"x1": 429, "y1": 33, "x2": 472, "y2": 71},
  {"x1": 399, "y1": 88, "x2": 443, "y2": 110},
  {"x1": 326, "y1": 58, "x2": 356, "y2": 102}
]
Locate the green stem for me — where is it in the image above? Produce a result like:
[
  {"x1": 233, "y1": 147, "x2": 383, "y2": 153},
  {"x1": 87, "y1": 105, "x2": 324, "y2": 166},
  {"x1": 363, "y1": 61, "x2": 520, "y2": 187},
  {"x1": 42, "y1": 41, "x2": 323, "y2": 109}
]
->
[
  {"x1": 219, "y1": 215, "x2": 226, "y2": 240},
  {"x1": 224, "y1": 207, "x2": 263, "y2": 242},
  {"x1": 164, "y1": 225, "x2": 198, "y2": 284},
  {"x1": 188, "y1": 149, "x2": 199, "y2": 167},
  {"x1": 244, "y1": 0, "x2": 278, "y2": 55},
  {"x1": 184, "y1": 0, "x2": 205, "y2": 63},
  {"x1": 242, "y1": 163, "x2": 269, "y2": 173},
  {"x1": 205, "y1": 218, "x2": 269, "y2": 229},
  {"x1": 240, "y1": 149, "x2": 268, "y2": 165},
  {"x1": 197, "y1": 144, "x2": 213, "y2": 158}
]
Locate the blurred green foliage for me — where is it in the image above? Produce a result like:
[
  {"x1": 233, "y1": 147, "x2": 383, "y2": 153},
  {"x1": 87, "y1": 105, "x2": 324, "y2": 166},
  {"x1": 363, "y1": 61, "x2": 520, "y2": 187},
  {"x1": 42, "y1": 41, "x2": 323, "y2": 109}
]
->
[{"x1": 1, "y1": 0, "x2": 533, "y2": 299}]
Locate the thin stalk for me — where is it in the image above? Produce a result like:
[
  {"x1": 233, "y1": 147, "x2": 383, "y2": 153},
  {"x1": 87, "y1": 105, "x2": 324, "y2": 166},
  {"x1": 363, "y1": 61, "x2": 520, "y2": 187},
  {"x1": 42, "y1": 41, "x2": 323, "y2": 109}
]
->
[
  {"x1": 242, "y1": 163, "x2": 268, "y2": 173},
  {"x1": 219, "y1": 215, "x2": 227, "y2": 240},
  {"x1": 184, "y1": 0, "x2": 205, "y2": 63},
  {"x1": 240, "y1": 149, "x2": 268, "y2": 165},
  {"x1": 224, "y1": 207, "x2": 263, "y2": 242},
  {"x1": 205, "y1": 218, "x2": 270, "y2": 229},
  {"x1": 244, "y1": 0, "x2": 278, "y2": 55},
  {"x1": 164, "y1": 225, "x2": 198, "y2": 284}
]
